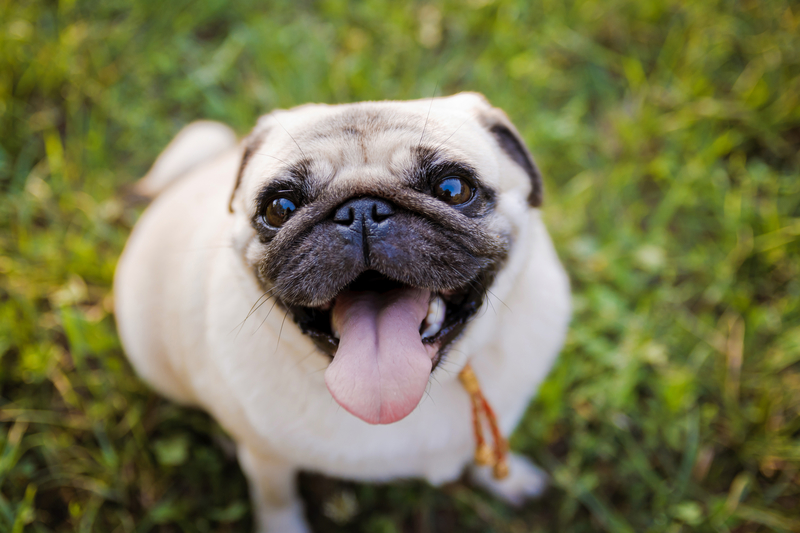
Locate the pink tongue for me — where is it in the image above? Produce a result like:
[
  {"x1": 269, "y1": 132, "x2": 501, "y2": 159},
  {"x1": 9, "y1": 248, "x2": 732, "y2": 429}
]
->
[{"x1": 324, "y1": 287, "x2": 433, "y2": 425}]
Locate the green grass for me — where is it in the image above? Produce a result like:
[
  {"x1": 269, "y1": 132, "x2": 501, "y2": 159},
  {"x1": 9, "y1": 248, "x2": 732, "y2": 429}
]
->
[{"x1": 1, "y1": 0, "x2": 799, "y2": 531}]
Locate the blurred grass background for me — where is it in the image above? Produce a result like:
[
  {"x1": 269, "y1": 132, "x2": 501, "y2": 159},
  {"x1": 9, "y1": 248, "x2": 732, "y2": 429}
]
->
[{"x1": 1, "y1": 0, "x2": 799, "y2": 531}]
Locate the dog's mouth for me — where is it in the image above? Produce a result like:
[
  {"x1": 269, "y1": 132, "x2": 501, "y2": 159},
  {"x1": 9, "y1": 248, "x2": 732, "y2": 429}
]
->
[
  {"x1": 286, "y1": 271, "x2": 482, "y2": 360},
  {"x1": 284, "y1": 271, "x2": 484, "y2": 425}
]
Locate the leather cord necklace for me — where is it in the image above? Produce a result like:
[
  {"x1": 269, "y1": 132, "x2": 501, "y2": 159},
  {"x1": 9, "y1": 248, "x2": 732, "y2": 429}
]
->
[{"x1": 458, "y1": 363, "x2": 509, "y2": 480}]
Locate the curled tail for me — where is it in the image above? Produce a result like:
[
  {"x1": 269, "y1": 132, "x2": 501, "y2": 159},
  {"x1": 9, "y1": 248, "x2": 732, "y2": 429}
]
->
[{"x1": 134, "y1": 121, "x2": 238, "y2": 198}]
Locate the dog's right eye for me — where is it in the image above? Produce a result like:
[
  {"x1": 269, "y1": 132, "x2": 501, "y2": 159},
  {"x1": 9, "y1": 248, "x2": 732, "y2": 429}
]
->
[{"x1": 264, "y1": 197, "x2": 297, "y2": 227}]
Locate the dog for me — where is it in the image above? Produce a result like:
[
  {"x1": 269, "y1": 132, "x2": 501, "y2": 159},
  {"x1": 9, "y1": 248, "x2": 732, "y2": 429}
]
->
[{"x1": 114, "y1": 92, "x2": 571, "y2": 532}]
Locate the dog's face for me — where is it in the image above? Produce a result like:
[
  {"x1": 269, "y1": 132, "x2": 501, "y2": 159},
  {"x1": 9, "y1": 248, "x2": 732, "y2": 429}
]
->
[{"x1": 229, "y1": 93, "x2": 542, "y2": 425}]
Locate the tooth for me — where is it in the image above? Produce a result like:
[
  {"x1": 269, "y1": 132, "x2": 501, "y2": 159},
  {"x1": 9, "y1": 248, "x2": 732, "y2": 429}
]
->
[{"x1": 421, "y1": 296, "x2": 446, "y2": 339}]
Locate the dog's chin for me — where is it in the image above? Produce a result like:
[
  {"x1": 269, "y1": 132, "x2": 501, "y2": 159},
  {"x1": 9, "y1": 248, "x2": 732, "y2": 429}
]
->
[{"x1": 282, "y1": 269, "x2": 485, "y2": 368}]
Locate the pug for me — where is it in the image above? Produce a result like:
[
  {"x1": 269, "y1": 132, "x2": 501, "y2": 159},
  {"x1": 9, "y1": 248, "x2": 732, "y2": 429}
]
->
[{"x1": 114, "y1": 93, "x2": 571, "y2": 533}]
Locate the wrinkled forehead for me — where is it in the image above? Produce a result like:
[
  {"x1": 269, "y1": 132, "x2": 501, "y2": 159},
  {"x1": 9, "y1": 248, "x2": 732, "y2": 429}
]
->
[{"x1": 240, "y1": 101, "x2": 500, "y2": 201}]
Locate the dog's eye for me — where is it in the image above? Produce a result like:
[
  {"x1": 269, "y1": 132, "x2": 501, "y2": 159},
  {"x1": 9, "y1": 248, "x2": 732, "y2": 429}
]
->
[
  {"x1": 264, "y1": 197, "x2": 297, "y2": 227},
  {"x1": 433, "y1": 177, "x2": 473, "y2": 205}
]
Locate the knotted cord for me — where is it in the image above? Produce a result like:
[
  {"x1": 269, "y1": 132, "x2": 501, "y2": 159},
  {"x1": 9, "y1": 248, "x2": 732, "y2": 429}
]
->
[{"x1": 458, "y1": 363, "x2": 509, "y2": 480}]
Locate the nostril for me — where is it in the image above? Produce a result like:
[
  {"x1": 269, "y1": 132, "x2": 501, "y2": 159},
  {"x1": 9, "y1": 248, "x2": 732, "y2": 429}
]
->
[
  {"x1": 332, "y1": 197, "x2": 395, "y2": 226},
  {"x1": 371, "y1": 201, "x2": 394, "y2": 223},
  {"x1": 333, "y1": 206, "x2": 355, "y2": 225},
  {"x1": 371, "y1": 204, "x2": 391, "y2": 223}
]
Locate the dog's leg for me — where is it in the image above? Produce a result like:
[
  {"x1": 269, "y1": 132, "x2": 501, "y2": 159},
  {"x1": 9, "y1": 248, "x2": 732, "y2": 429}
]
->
[
  {"x1": 469, "y1": 452, "x2": 548, "y2": 506},
  {"x1": 237, "y1": 446, "x2": 309, "y2": 533}
]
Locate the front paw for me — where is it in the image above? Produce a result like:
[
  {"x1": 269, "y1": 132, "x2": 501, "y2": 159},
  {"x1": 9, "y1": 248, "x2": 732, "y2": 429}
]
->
[
  {"x1": 253, "y1": 501, "x2": 310, "y2": 533},
  {"x1": 469, "y1": 453, "x2": 548, "y2": 506}
]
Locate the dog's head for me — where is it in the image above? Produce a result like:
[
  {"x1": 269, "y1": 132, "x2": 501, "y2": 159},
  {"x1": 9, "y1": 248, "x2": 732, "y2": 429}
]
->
[{"x1": 229, "y1": 93, "x2": 543, "y2": 425}]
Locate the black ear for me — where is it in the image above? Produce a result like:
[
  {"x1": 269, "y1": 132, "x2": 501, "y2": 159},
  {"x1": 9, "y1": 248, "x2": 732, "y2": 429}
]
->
[
  {"x1": 487, "y1": 123, "x2": 543, "y2": 207},
  {"x1": 228, "y1": 128, "x2": 268, "y2": 213}
]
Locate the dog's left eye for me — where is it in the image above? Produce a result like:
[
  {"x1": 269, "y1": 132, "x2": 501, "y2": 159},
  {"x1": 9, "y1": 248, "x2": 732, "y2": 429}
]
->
[
  {"x1": 264, "y1": 197, "x2": 297, "y2": 227},
  {"x1": 433, "y1": 176, "x2": 473, "y2": 206}
]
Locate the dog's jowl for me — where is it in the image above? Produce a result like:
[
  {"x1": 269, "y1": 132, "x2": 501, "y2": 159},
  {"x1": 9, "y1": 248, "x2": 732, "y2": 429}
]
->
[{"x1": 114, "y1": 93, "x2": 571, "y2": 533}]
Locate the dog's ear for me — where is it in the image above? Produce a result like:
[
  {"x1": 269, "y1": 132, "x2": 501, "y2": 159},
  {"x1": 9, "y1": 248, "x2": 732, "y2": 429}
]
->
[
  {"x1": 229, "y1": 117, "x2": 272, "y2": 213},
  {"x1": 452, "y1": 93, "x2": 544, "y2": 207},
  {"x1": 486, "y1": 119, "x2": 543, "y2": 207}
]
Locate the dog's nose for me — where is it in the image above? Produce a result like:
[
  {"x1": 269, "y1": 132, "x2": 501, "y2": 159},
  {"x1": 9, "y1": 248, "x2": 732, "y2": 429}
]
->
[{"x1": 333, "y1": 197, "x2": 395, "y2": 227}]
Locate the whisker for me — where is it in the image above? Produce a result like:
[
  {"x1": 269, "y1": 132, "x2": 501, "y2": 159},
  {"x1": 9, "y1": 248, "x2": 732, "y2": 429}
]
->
[
  {"x1": 437, "y1": 241, "x2": 512, "y2": 318},
  {"x1": 436, "y1": 348, "x2": 468, "y2": 376},
  {"x1": 439, "y1": 259, "x2": 497, "y2": 319},
  {"x1": 297, "y1": 348, "x2": 320, "y2": 365},
  {"x1": 434, "y1": 110, "x2": 479, "y2": 153},
  {"x1": 461, "y1": 272, "x2": 511, "y2": 314},
  {"x1": 254, "y1": 298, "x2": 281, "y2": 335},
  {"x1": 274, "y1": 307, "x2": 291, "y2": 354},
  {"x1": 252, "y1": 150, "x2": 292, "y2": 167},
  {"x1": 422, "y1": 380, "x2": 436, "y2": 407},
  {"x1": 271, "y1": 115, "x2": 308, "y2": 161},
  {"x1": 417, "y1": 81, "x2": 440, "y2": 148},
  {"x1": 486, "y1": 288, "x2": 511, "y2": 312},
  {"x1": 298, "y1": 348, "x2": 330, "y2": 375},
  {"x1": 232, "y1": 287, "x2": 278, "y2": 337},
  {"x1": 434, "y1": 359, "x2": 457, "y2": 377},
  {"x1": 186, "y1": 245, "x2": 234, "y2": 250}
]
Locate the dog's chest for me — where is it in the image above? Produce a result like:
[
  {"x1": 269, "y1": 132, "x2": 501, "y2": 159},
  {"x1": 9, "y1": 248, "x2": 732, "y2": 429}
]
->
[
  {"x1": 205, "y1": 336, "x2": 476, "y2": 482},
  {"x1": 185, "y1": 272, "x2": 478, "y2": 482}
]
